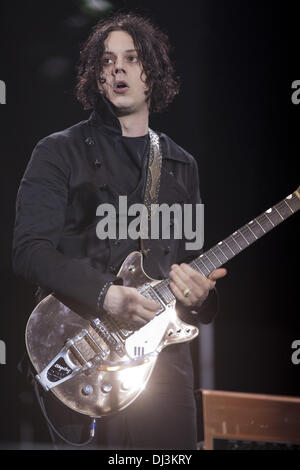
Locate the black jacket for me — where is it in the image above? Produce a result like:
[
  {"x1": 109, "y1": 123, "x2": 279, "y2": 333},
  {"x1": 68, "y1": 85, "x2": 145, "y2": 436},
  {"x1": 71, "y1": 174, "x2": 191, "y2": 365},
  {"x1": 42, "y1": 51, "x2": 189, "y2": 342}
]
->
[{"x1": 12, "y1": 96, "x2": 217, "y2": 322}]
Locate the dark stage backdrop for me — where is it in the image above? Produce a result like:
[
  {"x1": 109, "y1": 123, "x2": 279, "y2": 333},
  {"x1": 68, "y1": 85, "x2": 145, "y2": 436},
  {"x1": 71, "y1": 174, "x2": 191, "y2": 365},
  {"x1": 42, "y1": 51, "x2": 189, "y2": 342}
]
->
[{"x1": 0, "y1": 0, "x2": 298, "y2": 447}]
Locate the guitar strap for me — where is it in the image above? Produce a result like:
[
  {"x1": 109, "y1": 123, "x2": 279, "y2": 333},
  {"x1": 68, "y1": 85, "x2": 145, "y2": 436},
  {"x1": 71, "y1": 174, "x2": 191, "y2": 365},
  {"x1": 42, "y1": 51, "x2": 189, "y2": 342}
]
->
[{"x1": 140, "y1": 129, "x2": 162, "y2": 255}]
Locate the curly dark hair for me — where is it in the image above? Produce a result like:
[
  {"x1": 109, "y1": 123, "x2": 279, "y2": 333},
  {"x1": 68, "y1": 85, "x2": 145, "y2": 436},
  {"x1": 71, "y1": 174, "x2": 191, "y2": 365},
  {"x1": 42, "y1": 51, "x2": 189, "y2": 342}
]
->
[{"x1": 75, "y1": 12, "x2": 180, "y2": 113}]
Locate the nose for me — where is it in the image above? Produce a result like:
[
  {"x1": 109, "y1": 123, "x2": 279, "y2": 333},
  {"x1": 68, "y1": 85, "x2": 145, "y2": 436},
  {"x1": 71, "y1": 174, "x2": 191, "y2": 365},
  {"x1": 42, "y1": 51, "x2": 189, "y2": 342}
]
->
[{"x1": 113, "y1": 56, "x2": 126, "y2": 75}]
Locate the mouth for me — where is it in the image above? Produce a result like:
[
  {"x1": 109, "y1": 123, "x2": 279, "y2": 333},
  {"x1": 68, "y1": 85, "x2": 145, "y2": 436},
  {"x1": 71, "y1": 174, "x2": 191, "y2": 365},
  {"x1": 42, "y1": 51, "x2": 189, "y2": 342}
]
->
[{"x1": 113, "y1": 80, "x2": 129, "y2": 94}]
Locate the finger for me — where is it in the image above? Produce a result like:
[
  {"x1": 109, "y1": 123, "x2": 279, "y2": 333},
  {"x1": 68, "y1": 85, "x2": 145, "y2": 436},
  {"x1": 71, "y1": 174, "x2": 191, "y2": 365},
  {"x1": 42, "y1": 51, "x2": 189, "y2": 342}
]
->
[
  {"x1": 170, "y1": 266, "x2": 213, "y2": 307},
  {"x1": 128, "y1": 314, "x2": 148, "y2": 327},
  {"x1": 138, "y1": 294, "x2": 161, "y2": 312},
  {"x1": 180, "y1": 263, "x2": 209, "y2": 282},
  {"x1": 124, "y1": 304, "x2": 155, "y2": 326},
  {"x1": 180, "y1": 263, "x2": 216, "y2": 290},
  {"x1": 127, "y1": 304, "x2": 157, "y2": 326},
  {"x1": 176, "y1": 264, "x2": 214, "y2": 303},
  {"x1": 170, "y1": 265, "x2": 208, "y2": 304},
  {"x1": 208, "y1": 268, "x2": 227, "y2": 282},
  {"x1": 137, "y1": 305, "x2": 157, "y2": 321},
  {"x1": 169, "y1": 281, "x2": 191, "y2": 305},
  {"x1": 173, "y1": 263, "x2": 211, "y2": 292},
  {"x1": 169, "y1": 266, "x2": 191, "y2": 295},
  {"x1": 127, "y1": 287, "x2": 160, "y2": 312}
]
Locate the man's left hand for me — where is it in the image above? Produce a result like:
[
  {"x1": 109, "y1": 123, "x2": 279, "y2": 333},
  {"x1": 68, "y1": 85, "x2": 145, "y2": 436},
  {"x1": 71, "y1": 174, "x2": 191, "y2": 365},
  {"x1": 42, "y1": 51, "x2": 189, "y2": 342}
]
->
[{"x1": 169, "y1": 263, "x2": 227, "y2": 308}]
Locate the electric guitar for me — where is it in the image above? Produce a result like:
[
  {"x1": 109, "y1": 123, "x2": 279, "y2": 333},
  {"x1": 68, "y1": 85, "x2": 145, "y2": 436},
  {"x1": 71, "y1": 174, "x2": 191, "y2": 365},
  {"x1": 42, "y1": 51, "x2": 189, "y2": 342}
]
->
[{"x1": 25, "y1": 188, "x2": 300, "y2": 417}]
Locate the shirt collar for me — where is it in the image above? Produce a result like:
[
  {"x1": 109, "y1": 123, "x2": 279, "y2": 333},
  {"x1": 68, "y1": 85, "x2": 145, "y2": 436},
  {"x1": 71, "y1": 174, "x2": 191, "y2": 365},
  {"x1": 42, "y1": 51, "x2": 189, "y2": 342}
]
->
[
  {"x1": 89, "y1": 93, "x2": 123, "y2": 136},
  {"x1": 89, "y1": 93, "x2": 190, "y2": 164}
]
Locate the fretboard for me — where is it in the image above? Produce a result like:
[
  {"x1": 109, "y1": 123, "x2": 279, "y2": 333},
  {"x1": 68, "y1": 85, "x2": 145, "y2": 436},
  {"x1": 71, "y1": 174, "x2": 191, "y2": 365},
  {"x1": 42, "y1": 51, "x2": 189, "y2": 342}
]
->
[{"x1": 153, "y1": 188, "x2": 300, "y2": 304}]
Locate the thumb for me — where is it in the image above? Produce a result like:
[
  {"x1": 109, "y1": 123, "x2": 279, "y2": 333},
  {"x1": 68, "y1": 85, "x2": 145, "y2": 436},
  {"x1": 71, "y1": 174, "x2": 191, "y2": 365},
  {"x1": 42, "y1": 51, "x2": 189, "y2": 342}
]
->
[{"x1": 208, "y1": 268, "x2": 227, "y2": 282}]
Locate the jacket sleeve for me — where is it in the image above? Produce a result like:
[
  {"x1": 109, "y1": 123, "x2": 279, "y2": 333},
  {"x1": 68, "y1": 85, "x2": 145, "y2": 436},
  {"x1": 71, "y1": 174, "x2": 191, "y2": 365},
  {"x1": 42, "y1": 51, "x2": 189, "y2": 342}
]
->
[
  {"x1": 175, "y1": 157, "x2": 219, "y2": 324},
  {"x1": 12, "y1": 141, "x2": 120, "y2": 317}
]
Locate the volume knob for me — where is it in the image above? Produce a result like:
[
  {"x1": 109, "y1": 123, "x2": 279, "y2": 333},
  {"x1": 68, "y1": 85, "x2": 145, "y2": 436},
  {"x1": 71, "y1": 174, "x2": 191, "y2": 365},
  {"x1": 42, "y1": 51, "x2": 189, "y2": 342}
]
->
[
  {"x1": 82, "y1": 384, "x2": 93, "y2": 396},
  {"x1": 101, "y1": 383, "x2": 112, "y2": 394}
]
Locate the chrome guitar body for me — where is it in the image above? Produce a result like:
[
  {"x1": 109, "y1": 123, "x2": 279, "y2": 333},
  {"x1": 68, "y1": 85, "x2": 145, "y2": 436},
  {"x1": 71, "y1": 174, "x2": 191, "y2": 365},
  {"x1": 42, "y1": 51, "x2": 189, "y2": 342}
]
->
[
  {"x1": 26, "y1": 251, "x2": 198, "y2": 417},
  {"x1": 25, "y1": 188, "x2": 300, "y2": 418}
]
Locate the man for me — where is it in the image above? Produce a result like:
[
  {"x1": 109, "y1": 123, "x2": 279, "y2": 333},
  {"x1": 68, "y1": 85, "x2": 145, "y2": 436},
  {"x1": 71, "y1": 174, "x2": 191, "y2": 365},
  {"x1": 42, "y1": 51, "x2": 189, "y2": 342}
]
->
[{"x1": 13, "y1": 12, "x2": 226, "y2": 449}]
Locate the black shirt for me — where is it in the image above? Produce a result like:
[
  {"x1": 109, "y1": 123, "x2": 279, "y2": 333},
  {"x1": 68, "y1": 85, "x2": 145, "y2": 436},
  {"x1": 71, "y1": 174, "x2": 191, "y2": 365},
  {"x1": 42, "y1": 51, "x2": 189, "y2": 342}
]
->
[{"x1": 105, "y1": 134, "x2": 149, "y2": 195}]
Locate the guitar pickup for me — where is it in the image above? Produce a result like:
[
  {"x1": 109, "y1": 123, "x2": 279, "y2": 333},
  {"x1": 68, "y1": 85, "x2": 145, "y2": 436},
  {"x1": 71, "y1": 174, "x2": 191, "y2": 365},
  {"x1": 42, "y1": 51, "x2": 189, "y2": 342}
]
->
[
  {"x1": 138, "y1": 284, "x2": 165, "y2": 314},
  {"x1": 91, "y1": 318, "x2": 126, "y2": 357}
]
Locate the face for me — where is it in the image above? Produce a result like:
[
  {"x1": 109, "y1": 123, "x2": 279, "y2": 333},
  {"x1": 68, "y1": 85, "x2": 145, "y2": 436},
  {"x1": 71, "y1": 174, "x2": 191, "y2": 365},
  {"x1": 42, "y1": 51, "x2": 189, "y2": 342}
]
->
[{"x1": 98, "y1": 30, "x2": 149, "y2": 116}]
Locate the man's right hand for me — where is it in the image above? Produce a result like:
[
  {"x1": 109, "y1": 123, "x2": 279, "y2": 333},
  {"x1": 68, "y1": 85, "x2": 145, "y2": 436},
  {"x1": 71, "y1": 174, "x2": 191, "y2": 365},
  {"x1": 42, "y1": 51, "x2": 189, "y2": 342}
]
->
[{"x1": 103, "y1": 285, "x2": 160, "y2": 327}]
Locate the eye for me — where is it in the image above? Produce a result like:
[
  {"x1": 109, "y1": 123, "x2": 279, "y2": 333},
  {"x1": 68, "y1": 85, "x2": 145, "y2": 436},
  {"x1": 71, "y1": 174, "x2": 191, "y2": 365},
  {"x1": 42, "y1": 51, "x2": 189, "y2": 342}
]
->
[
  {"x1": 103, "y1": 57, "x2": 113, "y2": 65},
  {"x1": 128, "y1": 56, "x2": 138, "y2": 63}
]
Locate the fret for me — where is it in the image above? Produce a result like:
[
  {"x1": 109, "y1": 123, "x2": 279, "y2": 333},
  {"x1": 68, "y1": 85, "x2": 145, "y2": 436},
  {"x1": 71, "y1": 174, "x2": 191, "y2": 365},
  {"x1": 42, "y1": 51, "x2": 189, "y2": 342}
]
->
[
  {"x1": 207, "y1": 248, "x2": 222, "y2": 267},
  {"x1": 283, "y1": 197, "x2": 294, "y2": 214},
  {"x1": 200, "y1": 253, "x2": 217, "y2": 271},
  {"x1": 254, "y1": 217, "x2": 266, "y2": 234},
  {"x1": 256, "y1": 213, "x2": 274, "y2": 232},
  {"x1": 225, "y1": 236, "x2": 240, "y2": 255},
  {"x1": 238, "y1": 229, "x2": 250, "y2": 246},
  {"x1": 222, "y1": 239, "x2": 236, "y2": 257},
  {"x1": 189, "y1": 260, "x2": 198, "y2": 272},
  {"x1": 216, "y1": 241, "x2": 230, "y2": 261},
  {"x1": 232, "y1": 231, "x2": 248, "y2": 250},
  {"x1": 212, "y1": 245, "x2": 228, "y2": 265},
  {"x1": 276, "y1": 200, "x2": 293, "y2": 219},
  {"x1": 188, "y1": 260, "x2": 198, "y2": 274},
  {"x1": 264, "y1": 210, "x2": 275, "y2": 227},
  {"x1": 273, "y1": 205, "x2": 284, "y2": 221},
  {"x1": 193, "y1": 258, "x2": 210, "y2": 277},
  {"x1": 205, "y1": 252, "x2": 218, "y2": 269},
  {"x1": 242, "y1": 223, "x2": 258, "y2": 242},
  {"x1": 228, "y1": 235, "x2": 242, "y2": 252},
  {"x1": 248, "y1": 219, "x2": 265, "y2": 238},
  {"x1": 263, "y1": 207, "x2": 283, "y2": 227}
]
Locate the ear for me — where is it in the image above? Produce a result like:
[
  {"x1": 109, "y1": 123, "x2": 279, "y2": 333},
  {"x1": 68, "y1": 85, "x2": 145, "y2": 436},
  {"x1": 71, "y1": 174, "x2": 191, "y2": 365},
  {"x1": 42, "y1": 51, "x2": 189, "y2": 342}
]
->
[{"x1": 96, "y1": 77, "x2": 106, "y2": 94}]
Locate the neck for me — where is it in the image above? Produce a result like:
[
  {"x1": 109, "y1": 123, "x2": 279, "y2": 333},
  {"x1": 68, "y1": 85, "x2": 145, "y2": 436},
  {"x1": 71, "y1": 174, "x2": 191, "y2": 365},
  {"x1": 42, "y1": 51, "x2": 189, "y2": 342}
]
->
[{"x1": 117, "y1": 108, "x2": 149, "y2": 137}]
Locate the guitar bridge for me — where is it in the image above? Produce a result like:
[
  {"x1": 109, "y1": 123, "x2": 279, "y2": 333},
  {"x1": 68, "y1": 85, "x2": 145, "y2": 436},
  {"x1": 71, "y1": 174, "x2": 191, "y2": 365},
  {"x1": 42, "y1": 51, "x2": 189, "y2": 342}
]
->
[{"x1": 90, "y1": 317, "x2": 126, "y2": 357}]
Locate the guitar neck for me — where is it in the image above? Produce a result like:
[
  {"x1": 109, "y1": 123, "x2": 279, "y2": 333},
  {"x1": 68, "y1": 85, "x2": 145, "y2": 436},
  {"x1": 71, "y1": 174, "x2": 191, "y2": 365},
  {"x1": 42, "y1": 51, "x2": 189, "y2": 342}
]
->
[
  {"x1": 153, "y1": 188, "x2": 300, "y2": 304},
  {"x1": 190, "y1": 189, "x2": 300, "y2": 277}
]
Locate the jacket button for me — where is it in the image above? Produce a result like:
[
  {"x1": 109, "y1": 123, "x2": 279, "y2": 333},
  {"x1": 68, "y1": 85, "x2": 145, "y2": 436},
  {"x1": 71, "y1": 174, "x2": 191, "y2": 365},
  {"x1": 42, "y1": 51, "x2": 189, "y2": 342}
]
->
[
  {"x1": 112, "y1": 240, "x2": 120, "y2": 246},
  {"x1": 109, "y1": 265, "x2": 117, "y2": 273},
  {"x1": 164, "y1": 246, "x2": 170, "y2": 254},
  {"x1": 94, "y1": 159, "x2": 102, "y2": 168},
  {"x1": 85, "y1": 137, "x2": 95, "y2": 146},
  {"x1": 99, "y1": 183, "x2": 107, "y2": 190}
]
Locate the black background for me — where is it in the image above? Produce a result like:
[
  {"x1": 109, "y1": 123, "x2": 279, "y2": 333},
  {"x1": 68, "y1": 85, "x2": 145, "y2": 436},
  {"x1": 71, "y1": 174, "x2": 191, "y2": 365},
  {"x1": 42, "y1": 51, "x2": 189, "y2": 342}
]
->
[{"x1": 0, "y1": 0, "x2": 299, "y2": 447}]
